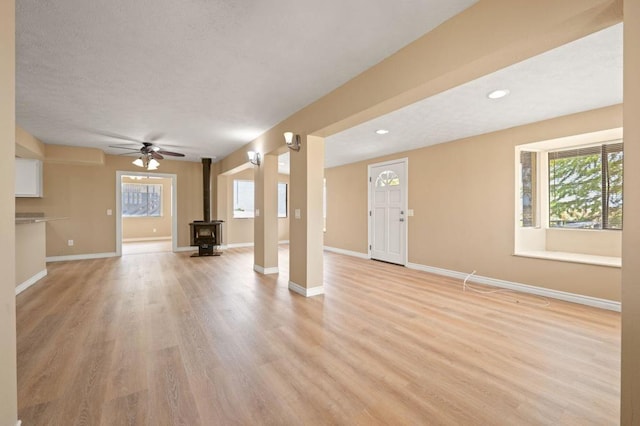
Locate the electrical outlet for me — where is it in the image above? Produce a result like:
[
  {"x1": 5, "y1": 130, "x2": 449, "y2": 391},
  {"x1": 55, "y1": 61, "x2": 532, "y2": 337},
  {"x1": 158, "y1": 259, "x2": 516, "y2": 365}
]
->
[
  {"x1": 153, "y1": 228, "x2": 157, "y2": 233},
  {"x1": 106, "y1": 209, "x2": 113, "y2": 216},
  {"x1": 67, "y1": 239, "x2": 74, "y2": 246},
  {"x1": 295, "y1": 209, "x2": 301, "y2": 219}
]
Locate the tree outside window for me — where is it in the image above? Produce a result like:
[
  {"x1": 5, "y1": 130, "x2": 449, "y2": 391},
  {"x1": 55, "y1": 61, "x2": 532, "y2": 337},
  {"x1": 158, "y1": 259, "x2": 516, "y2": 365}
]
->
[{"x1": 548, "y1": 143, "x2": 623, "y2": 229}]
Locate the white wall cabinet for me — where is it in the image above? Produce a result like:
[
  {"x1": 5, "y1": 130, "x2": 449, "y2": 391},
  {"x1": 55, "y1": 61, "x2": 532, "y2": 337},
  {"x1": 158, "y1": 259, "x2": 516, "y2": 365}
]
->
[{"x1": 15, "y1": 158, "x2": 43, "y2": 197}]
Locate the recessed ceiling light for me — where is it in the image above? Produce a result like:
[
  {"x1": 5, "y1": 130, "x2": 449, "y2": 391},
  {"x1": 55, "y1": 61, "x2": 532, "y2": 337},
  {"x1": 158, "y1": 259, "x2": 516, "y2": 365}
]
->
[
  {"x1": 375, "y1": 129, "x2": 389, "y2": 135},
  {"x1": 487, "y1": 89, "x2": 510, "y2": 99}
]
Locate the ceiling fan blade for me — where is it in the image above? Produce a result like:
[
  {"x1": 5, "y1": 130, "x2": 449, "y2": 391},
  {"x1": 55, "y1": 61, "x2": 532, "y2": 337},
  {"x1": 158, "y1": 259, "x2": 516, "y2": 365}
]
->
[
  {"x1": 108, "y1": 145, "x2": 141, "y2": 151},
  {"x1": 96, "y1": 131, "x2": 146, "y2": 144},
  {"x1": 156, "y1": 150, "x2": 185, "y2": 157},
  {"x1": 150, "y1": 151, "x2": 164, "y2": 160},
  {"x1": 145, "y1": 132, "x2": 165, "y2": 142}
]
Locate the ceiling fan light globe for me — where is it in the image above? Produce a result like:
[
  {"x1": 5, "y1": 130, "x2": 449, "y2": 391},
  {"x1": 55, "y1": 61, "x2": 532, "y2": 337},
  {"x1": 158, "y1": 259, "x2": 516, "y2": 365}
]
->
[{"x1": 133, "y1": 158, "x2": 144, "y2": 167}]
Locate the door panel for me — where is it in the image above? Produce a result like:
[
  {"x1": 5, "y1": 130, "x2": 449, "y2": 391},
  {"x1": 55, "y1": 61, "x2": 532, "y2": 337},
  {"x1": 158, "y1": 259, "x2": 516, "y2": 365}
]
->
[
  {"x1": 373, "y1": 207, "x2": 386, "y2": 251},
  {"x1": 370, "y1": 161, "x2": 407, "y2": 265}
]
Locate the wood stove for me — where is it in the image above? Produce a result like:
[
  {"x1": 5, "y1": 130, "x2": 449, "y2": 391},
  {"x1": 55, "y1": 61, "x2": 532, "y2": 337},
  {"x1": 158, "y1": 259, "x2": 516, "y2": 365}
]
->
[
  {"x1": 189, "y1": 158, "x2": 224, "y2": 256},
  {"x1": 189, "y1": 220, "x2": 223, "y2": 256}
]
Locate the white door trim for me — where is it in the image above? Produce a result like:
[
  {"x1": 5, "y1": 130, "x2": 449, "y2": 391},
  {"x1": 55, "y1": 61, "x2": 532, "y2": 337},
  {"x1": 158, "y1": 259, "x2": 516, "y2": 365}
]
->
[
  {"x1": 115, "y1": 171, "x2": 178, "y2": 256},
  {"x1": 367, "y1": 157, "x2": 408, "y2": 266}
]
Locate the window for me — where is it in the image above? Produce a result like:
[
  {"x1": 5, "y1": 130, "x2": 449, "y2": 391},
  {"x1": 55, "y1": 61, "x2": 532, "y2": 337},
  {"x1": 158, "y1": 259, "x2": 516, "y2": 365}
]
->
[
  {"x1": 520, "y1": 151, "x2": 537, "y2": 227},
  {"x1": 278, "y1": 182, "x2": 287, "y2": 218},
  {"x1": 233, "y1": 180, "x2": 254, "y2": 218},
  {"x1": 515, "y1": 133, "x2": 623, "y2": 266},
  {"x1": 232, "y1": 180, "x2": 288, "y2": 219},
  {"x1": 548, "y1": 142, "x2": 623, "y2": 229},
  {"x1": 122, "y1": 183, "x2": 162, "y2": 217},
  {"x1": 375, "y1": 170, "x2": 400, "y2": 187}
]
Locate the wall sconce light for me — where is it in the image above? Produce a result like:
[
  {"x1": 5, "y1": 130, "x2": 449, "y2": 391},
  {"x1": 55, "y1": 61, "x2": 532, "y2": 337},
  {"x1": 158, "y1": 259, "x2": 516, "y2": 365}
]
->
[
  {"x1": 247, "y1": 150, "x2": 261, "y2": 166},
  {"x1": 284, "y1": 132, "x2": 301, "y2": 151}
]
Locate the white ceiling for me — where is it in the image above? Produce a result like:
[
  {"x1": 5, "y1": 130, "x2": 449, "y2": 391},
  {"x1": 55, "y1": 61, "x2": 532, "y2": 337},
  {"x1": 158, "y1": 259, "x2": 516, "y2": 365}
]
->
[
  {"x1": 325, "y1": 24, "x2": 623, "y2": 168},
  {"x1": 16, "y1": 0, "x2": 478, "y2": 162}
]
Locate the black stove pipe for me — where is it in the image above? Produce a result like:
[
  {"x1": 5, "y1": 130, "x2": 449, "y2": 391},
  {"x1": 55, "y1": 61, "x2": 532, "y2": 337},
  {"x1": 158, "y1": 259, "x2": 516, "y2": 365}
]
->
[{"x1": 202, "y1": 158, "x2": 212, "y2": 222}]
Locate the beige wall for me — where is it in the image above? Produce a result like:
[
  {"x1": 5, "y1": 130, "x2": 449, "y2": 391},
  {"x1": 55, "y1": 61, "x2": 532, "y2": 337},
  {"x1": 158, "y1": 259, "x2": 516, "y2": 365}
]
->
[
  {"x1": 15, "y1": 222, "x2": 46, "y2": 287},
  {"x1": 16, "y1": 147, "x2": 204, "y2": 256},
  {"x1": 224, "y1": 168, "x2": 290, "y2": 245},
  {"x1": 121, "y1": 176, "x2": 172, "y2": 240},
  {"x1": 324, "y1": 164, "x2": 368, "y2": 253},
  {"x1": 325, "y1": 105, "x2": 622, "y2": 302},
  {"x1": 622, "y1": 0, "x2": 640, "y2": 422},
  {"x1": 1, "y1": 0, "x2": 17, "y2": 423}
]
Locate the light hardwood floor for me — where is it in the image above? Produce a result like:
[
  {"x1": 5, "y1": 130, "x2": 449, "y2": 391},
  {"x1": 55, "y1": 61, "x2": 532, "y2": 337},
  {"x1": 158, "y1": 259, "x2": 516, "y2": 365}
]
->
[
  {"x1": 16, "y1": 246, "x2": 620, "y2": 425},
  {"x1": 122, "y1": 239, "x2": 172, "y2": 255}
]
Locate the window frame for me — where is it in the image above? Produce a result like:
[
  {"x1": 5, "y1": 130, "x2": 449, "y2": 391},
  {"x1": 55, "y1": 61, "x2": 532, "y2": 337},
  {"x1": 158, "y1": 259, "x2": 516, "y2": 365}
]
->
[
  {"x1": 547, "y1": 142, "x2": 623, "y2": 230},
  {"x1": 233, "y1": 179, "x2": 255, "y2": 219},
  {"x1": 232, "y1": 179, "x2": 289, "y2": 219},
  {"x1": 121, "y1": 182, "x2": 163, "y2": 218},
  {"x1": 278, "y1": 182, "x2": 288, "y2": 218}
]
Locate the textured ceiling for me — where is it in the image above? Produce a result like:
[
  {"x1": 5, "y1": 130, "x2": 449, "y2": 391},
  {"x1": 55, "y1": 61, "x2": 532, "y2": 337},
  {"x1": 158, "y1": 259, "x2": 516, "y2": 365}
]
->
[
  {"x1": 16, "y1": 0, "x2": 478, "y2": 162},
  {"x1": 325, "y1": 24, "x2": 623, "y2": 168}
]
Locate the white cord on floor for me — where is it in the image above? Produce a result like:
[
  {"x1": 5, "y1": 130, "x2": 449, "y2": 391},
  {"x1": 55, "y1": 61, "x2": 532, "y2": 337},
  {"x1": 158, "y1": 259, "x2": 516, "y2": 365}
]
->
[{"x1": 463, "y1": 270, "x2": 550, "y2": 308}]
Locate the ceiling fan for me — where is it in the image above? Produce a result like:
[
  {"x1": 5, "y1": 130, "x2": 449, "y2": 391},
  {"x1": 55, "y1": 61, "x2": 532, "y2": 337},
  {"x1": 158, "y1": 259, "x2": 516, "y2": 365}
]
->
[{"x1": 110, "y1": 141, "x2": 185, "y2": 170}]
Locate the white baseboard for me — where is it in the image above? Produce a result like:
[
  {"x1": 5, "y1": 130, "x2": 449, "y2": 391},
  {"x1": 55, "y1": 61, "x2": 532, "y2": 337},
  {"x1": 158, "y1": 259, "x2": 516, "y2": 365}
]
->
[
  {"x1": 323, "y1": 245, "x2": 369, "y2": 259},
  {"x1": 123, "y1": 237, "x2": 172, "y2": 242},
  {"x1": 406, "y1": 262, "x2": 621, "y2": 312},
  {"x1": 175, "y1": 246, "x2": 197, "y2": 252},
  {"x1": 288, "y1": 281, "x2": 324, "y2": 297},
  {"x1": 46, "y1": 252, "x2": 117, "y2": 262},
  {"x1": 15, "y1": 269, "x2": 47, "y2": 295},
  {"x1": 217, "y1": 241, "x2": 287, "y2": 249},
  {"x1": 254, "y1": 264, "x2": 279, "y2": 274},
  {"x1": 225, "y1": 242, "x2": 254, "y2": 249}
]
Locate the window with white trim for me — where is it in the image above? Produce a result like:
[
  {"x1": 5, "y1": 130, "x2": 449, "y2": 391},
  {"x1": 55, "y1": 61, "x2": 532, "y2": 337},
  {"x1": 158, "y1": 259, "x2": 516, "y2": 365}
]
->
[
  {"x1": 515, "y1": 135, "x2": 623, "y2": 266},
  {"x1": 122, "y1": 183, "x2": 162, "y2": 217},
  {"x1": 548, "y1": 143, "x2": 623, "y2": 230},
  {"x1": 233, "y1": 180, "x2": 288, "y2": 219},
  {"x1": 233, "y1": 180, "x2": 255, "y2": 218}
]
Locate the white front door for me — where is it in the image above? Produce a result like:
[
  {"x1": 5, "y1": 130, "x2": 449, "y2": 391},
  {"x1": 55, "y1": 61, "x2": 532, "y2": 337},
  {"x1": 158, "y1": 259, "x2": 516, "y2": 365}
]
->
[{"x1": 369, "y1": 159, "x2": 407, "y2": 265}]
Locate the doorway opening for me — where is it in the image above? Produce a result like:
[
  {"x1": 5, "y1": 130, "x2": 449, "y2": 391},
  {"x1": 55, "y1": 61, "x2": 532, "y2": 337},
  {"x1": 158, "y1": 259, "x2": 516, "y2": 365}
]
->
[{"x1": 115, "y1": 171, "x2": 178, "y2": 256}]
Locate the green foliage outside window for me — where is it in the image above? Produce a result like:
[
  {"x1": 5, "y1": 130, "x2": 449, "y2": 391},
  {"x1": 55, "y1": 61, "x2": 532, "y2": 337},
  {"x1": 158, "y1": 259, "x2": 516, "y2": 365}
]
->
[{"x1": 548, "y1": 143, "x2": 623, "y2": 229}]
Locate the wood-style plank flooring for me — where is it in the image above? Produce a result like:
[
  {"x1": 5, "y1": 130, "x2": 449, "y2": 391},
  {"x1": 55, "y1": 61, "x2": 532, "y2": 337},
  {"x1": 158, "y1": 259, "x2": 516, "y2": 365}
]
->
[{"x1": 17, "y1": 247, "x2": 620, "y2": 425}]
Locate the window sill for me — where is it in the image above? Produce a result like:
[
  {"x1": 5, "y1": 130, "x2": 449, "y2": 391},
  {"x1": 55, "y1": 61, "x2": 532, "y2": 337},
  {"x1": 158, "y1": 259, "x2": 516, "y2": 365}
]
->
[{"x1": 514, "y1": 250, "x2": 621, "y2": 268}]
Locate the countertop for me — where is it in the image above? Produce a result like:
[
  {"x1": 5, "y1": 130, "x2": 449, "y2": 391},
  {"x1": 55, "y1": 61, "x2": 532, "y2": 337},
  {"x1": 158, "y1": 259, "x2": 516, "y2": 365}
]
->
[{"x1": 15, "y1": 212, "x2": 68, "y2": 225}]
